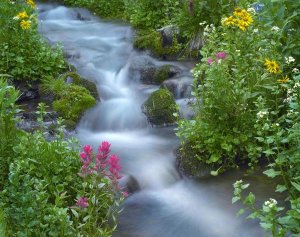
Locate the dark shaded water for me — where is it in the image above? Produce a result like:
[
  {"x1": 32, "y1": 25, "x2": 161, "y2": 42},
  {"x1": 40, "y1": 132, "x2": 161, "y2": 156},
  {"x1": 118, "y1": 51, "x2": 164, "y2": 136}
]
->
[{"x1": 38, "y1": 3, "x2": 277, "y2": 236}]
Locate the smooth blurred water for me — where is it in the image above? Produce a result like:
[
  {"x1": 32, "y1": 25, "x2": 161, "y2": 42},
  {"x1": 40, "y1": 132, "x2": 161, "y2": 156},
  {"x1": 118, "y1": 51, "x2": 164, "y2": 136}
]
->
[{"x1": 38, "y1": 3, "x2": 275, "y2": 236}]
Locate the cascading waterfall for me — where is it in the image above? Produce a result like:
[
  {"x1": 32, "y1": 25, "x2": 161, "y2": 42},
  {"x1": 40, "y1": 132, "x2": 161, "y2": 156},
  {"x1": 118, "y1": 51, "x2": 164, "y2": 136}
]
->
[{"x1": 38, "y1": 3, "x2": 273, "y2": 236}]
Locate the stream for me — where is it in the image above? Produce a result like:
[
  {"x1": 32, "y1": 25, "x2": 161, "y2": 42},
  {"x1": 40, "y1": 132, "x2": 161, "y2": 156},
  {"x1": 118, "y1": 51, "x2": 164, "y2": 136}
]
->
[{"x1": 38, "y1": 3, "x2": 277, "y2": 237}]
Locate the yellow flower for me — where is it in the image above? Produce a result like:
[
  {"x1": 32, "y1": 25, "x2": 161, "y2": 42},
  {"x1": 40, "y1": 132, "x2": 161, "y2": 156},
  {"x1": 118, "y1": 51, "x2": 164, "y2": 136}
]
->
[
  {"x1": 264, "y1": 59, "x2": 281, "y2": 74},
  {"x1": 277, "y1": 75, "x2": 289, "y2": 83},
  {"x1": 20, "y1": 20, "x2": 31, "y2": 30},
  {"x1": 25, "y1": 0, "x2": 36, "y2": 8},
  {"x1": 224, "y1": 16, "x2": 236, "y2": 26},
  {"x1": 17, "y1": 11, "x2": 28, "y2": 19}
]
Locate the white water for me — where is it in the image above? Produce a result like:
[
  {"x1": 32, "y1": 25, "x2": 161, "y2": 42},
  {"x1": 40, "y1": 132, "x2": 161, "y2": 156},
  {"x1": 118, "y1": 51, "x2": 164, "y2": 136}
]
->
[{"x1": 38, "y1": 3, "x2": 273, "y2": 236}]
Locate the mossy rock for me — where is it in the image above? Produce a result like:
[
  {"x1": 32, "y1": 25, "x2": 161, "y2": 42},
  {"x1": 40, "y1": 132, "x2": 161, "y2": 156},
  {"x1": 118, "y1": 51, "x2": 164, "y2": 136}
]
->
[
  {"x1": 133, "y1": 30, "x2": 181, "y2": 58},
  {"x1": 140, "y1": 64, "x2": 181, "y2": 85},
  {"x1": 53, "y1": 84, "x2": 96, "y2": 124},
  {"x1": 61, "y1": 72, "x2": 99, "y2": 100},
  {"x1": 142, "y1": 88, "x2": 178, "y2": 125}
]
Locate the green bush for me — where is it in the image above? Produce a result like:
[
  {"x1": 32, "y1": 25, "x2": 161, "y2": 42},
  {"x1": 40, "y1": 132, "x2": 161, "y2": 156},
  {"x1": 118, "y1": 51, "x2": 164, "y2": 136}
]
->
[
  {"x1": 0, "y1": 1, "x2": 66, "y2": 82},
  {"x1": 142, "y1": 88, "x2": 178, "y2": 125}
]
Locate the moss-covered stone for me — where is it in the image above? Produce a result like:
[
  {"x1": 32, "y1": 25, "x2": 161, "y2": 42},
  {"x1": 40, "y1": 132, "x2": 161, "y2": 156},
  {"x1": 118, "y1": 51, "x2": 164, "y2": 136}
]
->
[
  {"x1": 61, "y1": 72, "x2": 99, "y2": 100},
  {"x1": 53, "y1": 84, "x2": 96, "y2": 124},
  {"x1": 154, "y1": 65, "x2": 172, "y2": 84},
  {"x1": 133, "y1": 30, "x2": 181, "y2": 58},
  {"x1": 142, "y1": 88, "x2": 178, "y2": 125}
]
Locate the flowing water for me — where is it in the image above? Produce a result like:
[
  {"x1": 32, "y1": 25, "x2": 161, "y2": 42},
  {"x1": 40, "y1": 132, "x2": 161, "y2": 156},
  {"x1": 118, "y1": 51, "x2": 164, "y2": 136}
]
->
[{"x1": 38, "y1": 3, "x2": 277, "y2": 236}]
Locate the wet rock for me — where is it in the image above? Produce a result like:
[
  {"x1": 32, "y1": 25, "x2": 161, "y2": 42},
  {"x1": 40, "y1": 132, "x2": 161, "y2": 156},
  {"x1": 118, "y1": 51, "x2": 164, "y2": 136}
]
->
[
  {"x1": 157, "y1": 25, "x2": 180, "y2": 47},
  {"x1": 15, "y1": 82, "x2": 40, "y2": 103},
  {"x1": 119, "y1": 175, "x2": 141, "y2": 194},
  {"x1": 175, "y1": 146, "x2": 213, "y2": 178},
  {"x1": 141, "y1": 88, "x2": 178, "y2": 125},
  {"x1": 140, "y1": 64, "x2": 181, "y2": 85},
  {"x1": 161, "y1": 76, "x2": 193, "y2": 99}
]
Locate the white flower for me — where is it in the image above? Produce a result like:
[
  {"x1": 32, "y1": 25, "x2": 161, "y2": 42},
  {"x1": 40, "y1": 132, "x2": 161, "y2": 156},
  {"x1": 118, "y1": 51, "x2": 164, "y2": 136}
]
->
[
  {"x1": 264, "y1": 198, "x2": 277, "y2": 208},
  {"x1": 271, "y1": 26, "x2": 280, "y2": 32},
  {"x1": 13, "y1": 16, "x2": 19, "y2": 20},
  {"x1": 233, "y1": 180, "x2": 243, "y2": 188},
  {"x1": 292, "y1": 68, "x2": 299, "y2": 74},
  {"x1": 199, "y1": 21, "x2": 207, "y2": 26},
  {"x1": 253, "y1": 29, "x2": 258, "y2": 33},
  {"x1": 257, "y1": 110, "x2": 269, "y2": 119},
  {"x1": 285, "y1": 56, "x2": 295, "y2": 65},
  {"x1": 247, "y1": 8, "x2": 256, "y2": 14},
  {"x1": 294, "y1": 82, "x2": 300, "y2": 88}
]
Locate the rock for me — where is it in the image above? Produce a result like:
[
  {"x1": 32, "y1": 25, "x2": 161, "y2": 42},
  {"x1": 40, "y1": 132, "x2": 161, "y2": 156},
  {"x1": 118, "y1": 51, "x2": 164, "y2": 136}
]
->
[
  {"x1": 157, "y1": 25, "x2": 180, "y2": 47},
  {"x1": 15, "y1": 82, "x2": 40, "y2": 103},
  {"x1": 161, "y1": 76, "x2": 193, "y2": 99},
  {"x1": 119, "y1": 175, "x2": 141, "y2": 195},
  {"x1": 140, "y1": 64, "x2": 181, "y2": 85},
  {"x1": 175, "y1": 146, "x2": 213, "y2": 178},
  {"x1": 141, "y1": 88, "x2": 178, "y2": 125}
]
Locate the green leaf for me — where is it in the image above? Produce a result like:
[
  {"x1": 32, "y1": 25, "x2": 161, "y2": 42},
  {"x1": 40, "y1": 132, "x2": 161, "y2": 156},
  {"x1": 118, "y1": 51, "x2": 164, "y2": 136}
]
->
[
  {"x1": 291, "y1": 181, "x2": 300, "y2": 192},
  {"x1": 244, "y1": 192, "x2": 255, "y2": 205},
  {"x1": 263, "y1": 169, "x2": 280, "y2": 178},
  {"x1": 275, "y1": 184, "x2": 287, "y2": 193},
  {"x1": 237, "y1": 208, "x2": 245, "y2": 216},
  {"x1": 71, "y1": 209, "x2": 78, "y2": 218},
  {"x1": 232, "y1": 196, "x2": 240, "y2": 204}
]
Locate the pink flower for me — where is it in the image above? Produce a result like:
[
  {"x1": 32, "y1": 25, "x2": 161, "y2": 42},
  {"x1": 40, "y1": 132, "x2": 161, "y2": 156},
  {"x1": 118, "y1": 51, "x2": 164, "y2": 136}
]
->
[
  {"x1": 107, "y1": 155, "x2": 122, "y2": 179},
  {"x1": 83, "y1": 145, "x2": 93, "y2": 154},
  {"x1": 76, "y1": 197, "x2": 89, "y2": 208},
  {"x1": 99, "y1": 141, "x2": 111, "y2": 154},
  {"x1": 122, "y1": 191, "x2": 129, "y2": 198},
  {"x1": 207, "y1": 57, "x2": 213, "y2": 65},
  {"x1": 216, "y1": 51, "x2": 226, "y2": 59}
]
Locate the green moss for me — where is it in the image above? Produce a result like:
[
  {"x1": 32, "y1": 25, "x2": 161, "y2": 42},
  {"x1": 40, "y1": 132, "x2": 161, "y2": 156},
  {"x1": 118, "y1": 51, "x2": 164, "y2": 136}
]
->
[
  {"x1": 142, "y1": 88, "x2": 178, "y2": 125},
  {"x1": 154, "y1": 65, "x2": 171, "y2": 84},
  {"x1": 53, "y1": 85, "x2": 96, "y2": 124},
  {"x1": 61, "y1": 72, "x2": 99, "y2": 100},
  {"x1": 133, "y1": 30, "x2": 181, "y2": 58}
]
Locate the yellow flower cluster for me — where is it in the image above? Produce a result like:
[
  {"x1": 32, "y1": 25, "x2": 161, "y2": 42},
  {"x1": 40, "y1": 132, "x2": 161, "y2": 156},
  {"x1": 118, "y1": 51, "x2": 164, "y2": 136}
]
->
[
  {"x1": 264, "y1": 59, "x2": 281, "y2": 74},
  {"x1": 25, "y1": 0, "x2": 36, "y2": 8},
  {"x1": 15, "y1": 11, "x2": 31, "y2": 30},
  {"x1": 223, "y1": 8, "x2": 253, "y2": 31}
]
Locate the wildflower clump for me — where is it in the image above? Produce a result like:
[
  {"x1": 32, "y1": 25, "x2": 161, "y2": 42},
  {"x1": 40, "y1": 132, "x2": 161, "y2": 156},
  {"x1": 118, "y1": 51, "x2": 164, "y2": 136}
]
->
[
  {"x1": 223, "y1": 8, "x2": 254, "y2": 31},
  {"x1": 264, "y1": 59, "x2": 281, "y2": 74}
]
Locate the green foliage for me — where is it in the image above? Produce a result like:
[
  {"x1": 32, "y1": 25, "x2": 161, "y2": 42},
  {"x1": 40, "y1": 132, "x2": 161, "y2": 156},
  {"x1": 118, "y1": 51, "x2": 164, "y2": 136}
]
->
[
  {"x1": 124, "y1": 0, "x2": 180, "y2": 29},
  {"x1": 53, "y1": 84, "x2": 96, "y2": 122},
  {"x1": 0, "y1": 78, "x2": 22, "y2": 190},
  {"x1": 0, "y1": 81, "x2": 123, "y2": 236},
  {"x1": 0, "y1": 0, "x2": 66, "y2": 81},
  {"x1": 142, "y1": 88, "x2": 178, "y2": 125},
  {"x1": 257, "y1": 0, "x2": 300, "y2": 62}
]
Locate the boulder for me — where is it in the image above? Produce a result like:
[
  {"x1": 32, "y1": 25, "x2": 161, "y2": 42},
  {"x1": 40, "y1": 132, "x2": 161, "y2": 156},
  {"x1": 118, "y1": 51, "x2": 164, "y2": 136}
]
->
[
  {"x1": 141, "y1": 88, "x2": 178, "y2": 125},
  {"x1": 15, "y1": 82, "x2": 39, "y2": 103},
  {"x1": 157, "y1": 25, "x2": 180, "y2": 47},
  {"x1": 140, "y1": 64, "x2": 181, "y2": 85}
]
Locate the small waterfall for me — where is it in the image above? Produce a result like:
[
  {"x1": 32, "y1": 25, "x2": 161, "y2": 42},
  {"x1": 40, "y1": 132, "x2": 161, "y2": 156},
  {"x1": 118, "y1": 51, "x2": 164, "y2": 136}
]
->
[{"x1": 38, "y1": 3, "x2": 270, "y2": 237}]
